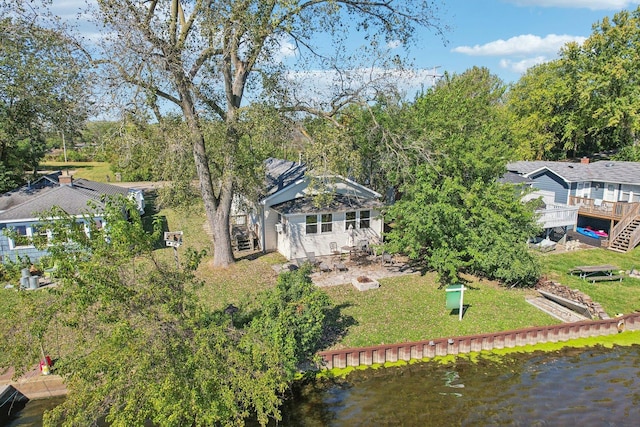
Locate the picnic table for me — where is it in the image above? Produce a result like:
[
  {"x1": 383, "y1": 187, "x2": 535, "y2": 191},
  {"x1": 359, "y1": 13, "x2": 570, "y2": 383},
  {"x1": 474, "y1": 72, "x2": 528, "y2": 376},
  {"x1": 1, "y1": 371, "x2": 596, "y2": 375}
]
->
[{"x1": 570, "y1": 264, "x2": 622, "y2": 282}]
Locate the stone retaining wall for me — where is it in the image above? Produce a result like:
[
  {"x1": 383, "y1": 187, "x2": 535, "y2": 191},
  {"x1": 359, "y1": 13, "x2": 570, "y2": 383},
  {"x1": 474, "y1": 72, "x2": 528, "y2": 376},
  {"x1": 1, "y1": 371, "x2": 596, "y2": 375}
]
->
[
  {"x1": 318, "y1": 313, "x2": 640, "y2": 370},
  {"x1": 536, "y1": 278, "x2": 609, "y2": 319}
]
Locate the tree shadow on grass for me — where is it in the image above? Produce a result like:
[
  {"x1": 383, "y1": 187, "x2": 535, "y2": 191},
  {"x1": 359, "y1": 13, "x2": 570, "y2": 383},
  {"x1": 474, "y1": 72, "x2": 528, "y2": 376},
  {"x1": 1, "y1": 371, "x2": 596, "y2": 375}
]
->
[
  {"x1": 140, "y1": 190, "x2": 171, "y2": 249},
  {"x1": 318, "y1": 303, "x2": 358, "y2": 350}
]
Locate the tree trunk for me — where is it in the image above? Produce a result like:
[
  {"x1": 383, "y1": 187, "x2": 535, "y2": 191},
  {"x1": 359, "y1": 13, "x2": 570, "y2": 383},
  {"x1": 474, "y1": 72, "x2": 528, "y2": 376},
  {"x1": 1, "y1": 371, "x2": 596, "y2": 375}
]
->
[
  {"x1": 212, "y1": 172, "x2": 235, "y2": 267},
  {"x1": 181, "y1": 97, "x2": 235, "y2": 268}
]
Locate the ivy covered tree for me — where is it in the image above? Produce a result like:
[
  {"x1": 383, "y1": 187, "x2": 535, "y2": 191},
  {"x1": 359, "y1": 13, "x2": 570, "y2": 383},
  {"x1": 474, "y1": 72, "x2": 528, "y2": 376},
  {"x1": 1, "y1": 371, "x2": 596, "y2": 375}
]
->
[
  {"x1": 385, "y1": 68, "x2": 541, "y2": 286},
  {"x1": 0, "y1": 198, "x2": 331, "y2": 426}
]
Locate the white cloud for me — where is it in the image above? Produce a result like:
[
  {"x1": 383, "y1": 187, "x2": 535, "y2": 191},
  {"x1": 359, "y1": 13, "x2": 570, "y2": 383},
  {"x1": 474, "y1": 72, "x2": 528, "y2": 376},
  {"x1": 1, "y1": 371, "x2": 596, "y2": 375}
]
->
[
  {"x1": 387, "y1": 40, "x2": 402, "y2": 49},
  {"x1": 506, "y1": 0, "x2": 640, "y2": 10},
  {"x1": 452, "y1": 34, "x2": 586, "y2": 56},
  {"x1": 284, "y1": 67, "x2": 442, "y2": 103},
  {"x1": 500, "y1": 56, "x2": 548, "y2": 73},
  {"x1": 272, "y1": 36, "x2": 298, "y2": 62}
]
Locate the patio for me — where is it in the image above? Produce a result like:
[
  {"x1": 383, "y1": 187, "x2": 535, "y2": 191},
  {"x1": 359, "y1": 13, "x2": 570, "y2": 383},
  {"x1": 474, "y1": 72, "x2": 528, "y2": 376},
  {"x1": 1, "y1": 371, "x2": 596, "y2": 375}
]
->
[{"x1": 273, "y1": 254, "x2": 418, "y2": 287}]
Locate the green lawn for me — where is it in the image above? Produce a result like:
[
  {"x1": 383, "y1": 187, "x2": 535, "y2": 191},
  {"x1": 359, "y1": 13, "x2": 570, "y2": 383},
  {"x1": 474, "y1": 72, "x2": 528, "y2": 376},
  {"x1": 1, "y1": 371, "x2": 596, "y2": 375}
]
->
[
  {"x1": 321, "y1": 274, "x2": 557, "y2": 348},
  {"x1": 40, "y1": 161, "x2": 112, "y2": 182},
  {"x1": 156, "y1": 204, "x2": 640, "y2": 349},
  {"x1": 538, "y1": 247, "x2": 640, "y2": 315}
]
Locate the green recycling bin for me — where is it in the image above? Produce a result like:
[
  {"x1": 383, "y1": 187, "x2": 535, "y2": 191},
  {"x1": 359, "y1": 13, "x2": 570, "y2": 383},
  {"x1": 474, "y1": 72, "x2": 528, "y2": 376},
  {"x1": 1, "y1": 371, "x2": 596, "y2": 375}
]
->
[{"x1": 445, "y1": 284, "x2": 465, "y2": 310}]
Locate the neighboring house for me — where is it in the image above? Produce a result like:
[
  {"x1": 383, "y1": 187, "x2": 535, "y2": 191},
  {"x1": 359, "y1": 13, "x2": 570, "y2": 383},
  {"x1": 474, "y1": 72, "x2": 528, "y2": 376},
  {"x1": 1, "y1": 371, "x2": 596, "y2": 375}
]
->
[
  {"x1": 499, "y1": 169, "x2": 579, "y2": 232},
  {"x1": 0, "y1": 172, "x2": 145, "y2": 264},
  {"x1": 507, "y1": 159, "x2": 640, "y2": 252},
  {"x1": 238, "y1": 158, "x2": 384, "y2": 261}
]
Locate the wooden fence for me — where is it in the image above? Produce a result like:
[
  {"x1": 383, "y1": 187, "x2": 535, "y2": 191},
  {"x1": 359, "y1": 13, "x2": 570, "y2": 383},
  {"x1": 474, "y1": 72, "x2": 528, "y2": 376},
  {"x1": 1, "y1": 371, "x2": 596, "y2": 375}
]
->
[{"x1": 318, "y1": 313, "x2": 640, "y2": 370}]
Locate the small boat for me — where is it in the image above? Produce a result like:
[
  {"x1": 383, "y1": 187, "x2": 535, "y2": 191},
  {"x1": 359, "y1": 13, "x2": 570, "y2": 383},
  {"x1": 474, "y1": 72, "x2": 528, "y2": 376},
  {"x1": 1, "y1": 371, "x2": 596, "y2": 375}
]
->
[
  {"x1": 586, "y1": 226, "x2": 608, "y2": 238},
  {"x1": 577, "y1": 227, "x2": 599, "y2": 239}
]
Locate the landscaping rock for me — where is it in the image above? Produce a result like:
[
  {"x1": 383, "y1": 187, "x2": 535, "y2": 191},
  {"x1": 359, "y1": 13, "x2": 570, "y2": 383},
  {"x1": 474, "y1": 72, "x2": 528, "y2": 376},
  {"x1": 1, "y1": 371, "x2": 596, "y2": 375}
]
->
[{"x1": 536, "y1": 278, "x2": 609, "y2": 319}]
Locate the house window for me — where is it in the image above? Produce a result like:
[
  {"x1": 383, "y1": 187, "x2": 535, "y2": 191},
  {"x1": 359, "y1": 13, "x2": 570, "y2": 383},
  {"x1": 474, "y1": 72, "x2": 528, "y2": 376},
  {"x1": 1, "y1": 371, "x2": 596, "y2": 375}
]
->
[
  {"x1": 346, "y1": 211, "x2": 356, "y2": 230},
  {"x1": 9, "y1": 225, "x2": 32, "y2": 249},
  {"x1": 321, "y1": 214, "x2": 333, "y2": 233},
  {"x1": 31, "y1": 225, "x2": 51, "y2": 246},
  {"x1": 621, "y1": 184, "x2": 631, "y2": 202},
  {"x1": 305, "y1": 215, "x2": 318, "y2": 234},
  {"x1": 359, "y1": 210, "x2": 371, "y2": 229}
]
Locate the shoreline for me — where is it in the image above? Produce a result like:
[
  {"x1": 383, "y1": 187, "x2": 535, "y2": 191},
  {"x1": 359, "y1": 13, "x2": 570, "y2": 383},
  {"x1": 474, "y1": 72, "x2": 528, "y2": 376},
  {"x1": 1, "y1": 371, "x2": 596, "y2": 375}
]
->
[{"x1": 5, "y1": 326, "x2": 640, "y2": 400}]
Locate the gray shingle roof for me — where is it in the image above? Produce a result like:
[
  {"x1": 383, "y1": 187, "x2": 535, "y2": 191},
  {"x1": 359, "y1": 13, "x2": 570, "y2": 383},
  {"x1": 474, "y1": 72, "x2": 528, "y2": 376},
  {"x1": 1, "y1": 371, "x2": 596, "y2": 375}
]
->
[
  {"x1": 72, "y1": 178, "x2": 132, "y2": 197},
  {"x1": 0, "y1": 172, "x2": 61, "y2": 212},
  {"x1": 0, "y1": 174, "x2": 140, "y2": 222},
  {"x1": 0, "y1": 185, "x2": 103, "y2": 221},
  {"x1": 270, "y1": 193, "x2": 383, "y2": 215},
  {"x1": 507, "y1": 160, "x2": 640, "y2": 185},
  {"x1": 264, "y1": 158, "x2": 307, "y2": 196},
  {"x1": 498, "y1": 171, "x2": 534, "y2": 185}
]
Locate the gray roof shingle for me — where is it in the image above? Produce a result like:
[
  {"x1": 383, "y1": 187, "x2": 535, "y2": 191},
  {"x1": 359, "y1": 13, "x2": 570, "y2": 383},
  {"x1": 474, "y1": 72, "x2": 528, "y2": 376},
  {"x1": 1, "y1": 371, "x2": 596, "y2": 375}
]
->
[
  {"x1": 264, "y1": 158, "x2": 307, "y2": 196},
  {"x1": 0, "y1": 185, "x2": 103, "y2": 221},
  {"x1": 0, "y1": 174, "x2": 140, "y2": 222},
  {"x1": 507, "y1": 160, "x2": 640, "y2": 185},
  {"x1": 271, "y1": 193, "x2": 383, "y2": 215}
]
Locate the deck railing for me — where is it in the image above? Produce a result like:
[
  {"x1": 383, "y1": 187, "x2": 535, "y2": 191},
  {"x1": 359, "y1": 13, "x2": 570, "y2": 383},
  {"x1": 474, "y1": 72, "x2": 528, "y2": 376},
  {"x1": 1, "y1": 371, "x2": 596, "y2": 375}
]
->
[
  {"x1": 536, "y1": 204, "x2": 579, "y2": 229},
  {"x1": 568, "y1": 197, "x2": 638, "y2": 220}
]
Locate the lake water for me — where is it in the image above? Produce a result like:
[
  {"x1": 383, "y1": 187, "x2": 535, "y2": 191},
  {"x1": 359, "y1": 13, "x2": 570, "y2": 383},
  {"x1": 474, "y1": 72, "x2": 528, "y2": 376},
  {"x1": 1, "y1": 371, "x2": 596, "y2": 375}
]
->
[
  {"x1": 277, "y1": 345, "x2": 640, "y2": 426},
  {"x1": 8, "y1": 345, "x2": 640, "y2": 426}
]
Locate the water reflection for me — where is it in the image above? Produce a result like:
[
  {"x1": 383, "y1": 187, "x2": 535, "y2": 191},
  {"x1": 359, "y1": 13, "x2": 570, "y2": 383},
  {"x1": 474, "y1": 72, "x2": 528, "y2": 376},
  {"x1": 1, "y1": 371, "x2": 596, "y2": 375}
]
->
[
  {"x1": 279, "y1": 345, "x2": 640, "y2": 426},
  {"x1": 9, "y1": 345, "x2": 640, "y2": 426}
]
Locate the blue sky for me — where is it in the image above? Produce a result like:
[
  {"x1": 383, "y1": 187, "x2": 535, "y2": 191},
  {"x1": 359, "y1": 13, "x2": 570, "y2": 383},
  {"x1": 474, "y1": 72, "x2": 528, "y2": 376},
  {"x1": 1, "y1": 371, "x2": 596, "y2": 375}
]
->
[
  {"x1": 423, "y1": 0, "x2": 640, "y2": 83},
  {"x1": 48, "y1": 0, "x2": 640, "y2": 100}
]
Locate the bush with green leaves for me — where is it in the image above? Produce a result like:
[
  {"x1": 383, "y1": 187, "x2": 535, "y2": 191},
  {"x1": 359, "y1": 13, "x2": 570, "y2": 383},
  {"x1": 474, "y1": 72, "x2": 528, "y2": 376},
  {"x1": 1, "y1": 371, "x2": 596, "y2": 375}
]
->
[
  {"x1": 1, "y1": 197, "x2": 331, "y2": 426},
  {"x1": 249, "y1": 266, "x2": 331, "y2": 373}
]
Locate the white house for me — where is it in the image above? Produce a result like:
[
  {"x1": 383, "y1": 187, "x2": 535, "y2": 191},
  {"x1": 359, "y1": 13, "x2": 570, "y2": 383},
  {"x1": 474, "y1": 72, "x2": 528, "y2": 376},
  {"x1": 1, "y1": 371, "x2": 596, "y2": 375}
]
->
[{"x1": 250, "y1": 158, "x2": 384, "y2": 260}]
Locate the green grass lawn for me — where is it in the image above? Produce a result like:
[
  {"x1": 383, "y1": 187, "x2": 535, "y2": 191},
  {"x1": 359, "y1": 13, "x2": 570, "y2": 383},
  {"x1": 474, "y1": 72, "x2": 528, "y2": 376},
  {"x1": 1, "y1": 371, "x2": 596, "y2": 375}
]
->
[
  {"x1": 156, "y1": 203, "x2": 640, "y2": 349},
  {"x1": 321, "y1": 274, "x2": 557, "y2": 348},
  {"x1": 40, "y1": 161, "x2": 112, "y2": 182},
  {"x1": 538, "y1": 247, "x2": 640, "y2": 315}
]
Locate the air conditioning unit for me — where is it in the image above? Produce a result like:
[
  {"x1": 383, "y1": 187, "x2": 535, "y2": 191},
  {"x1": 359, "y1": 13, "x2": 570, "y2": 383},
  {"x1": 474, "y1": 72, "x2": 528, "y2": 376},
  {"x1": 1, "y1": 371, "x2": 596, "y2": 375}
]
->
[{"x1": 275, "y1": 223, "x2": 283, "y2": 233}]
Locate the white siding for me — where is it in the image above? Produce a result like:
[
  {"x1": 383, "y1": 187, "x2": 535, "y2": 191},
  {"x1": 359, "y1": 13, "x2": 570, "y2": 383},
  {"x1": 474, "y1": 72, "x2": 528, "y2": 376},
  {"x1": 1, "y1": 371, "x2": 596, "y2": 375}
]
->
[{"x1": 281, "y1": 210, "x2": 382, "y2": 260}]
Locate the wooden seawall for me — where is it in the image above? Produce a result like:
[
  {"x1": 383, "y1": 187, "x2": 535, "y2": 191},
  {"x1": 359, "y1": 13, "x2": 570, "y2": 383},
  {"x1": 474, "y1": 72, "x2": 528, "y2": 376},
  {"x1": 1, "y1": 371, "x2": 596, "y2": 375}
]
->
[{"x1": 318, "y1": 313, "x2": 639, "y2": 370}]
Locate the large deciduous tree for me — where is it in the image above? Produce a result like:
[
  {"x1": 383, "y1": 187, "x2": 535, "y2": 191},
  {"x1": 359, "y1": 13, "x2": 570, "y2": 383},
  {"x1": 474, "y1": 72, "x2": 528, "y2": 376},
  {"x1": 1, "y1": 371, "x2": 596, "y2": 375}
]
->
[
  {"x1": 508, "y1": 7, "x2": 640, "y2": 160},
  {"x1": 91, "y1": 0, "x2": 445, "y2": 267},
  {"x1": 385, "y1": 68, "x2": 541, "y2": 286},
  {"x1": 0, "y1": 16, "x2": 89, "y2": 192}
]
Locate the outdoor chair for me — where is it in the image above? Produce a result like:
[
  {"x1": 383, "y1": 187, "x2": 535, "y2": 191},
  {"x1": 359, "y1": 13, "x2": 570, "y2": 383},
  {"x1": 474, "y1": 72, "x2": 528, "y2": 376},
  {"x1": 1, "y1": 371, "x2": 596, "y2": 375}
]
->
[
  {"x1": 333, "y1": 261, "x2": 348, "y2": 272},
  {"x1": 330, "y1": 242, "x2": 341, "y2": 258},
  {"x1": 381, "y1": 252, "x2": 394, "y2": 266},
  {"x1": 357, "y1": 240, "x2": 370, "y2": 255},
  {"x1": 307, "y1": 252, "x2": 322, "y2": 267},
  {"x1": 319, "y1": 262, "x2": 333, "y2": 273}
]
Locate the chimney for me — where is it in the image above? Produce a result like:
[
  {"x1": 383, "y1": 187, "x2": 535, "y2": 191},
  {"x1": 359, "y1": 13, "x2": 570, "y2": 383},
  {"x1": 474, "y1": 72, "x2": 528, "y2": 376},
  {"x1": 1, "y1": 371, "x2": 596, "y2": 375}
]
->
[
  {"x1": 59, "y1": 171, "x2": 73, "y2": 186},
  {"x1": 580, "y1": 157, "x2": 590, "y2": 164}
]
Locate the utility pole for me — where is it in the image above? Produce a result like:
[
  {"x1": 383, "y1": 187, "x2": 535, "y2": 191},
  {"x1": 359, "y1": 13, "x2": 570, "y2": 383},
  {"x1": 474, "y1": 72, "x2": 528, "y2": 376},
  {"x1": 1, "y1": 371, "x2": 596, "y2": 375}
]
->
[{"x1": 62, "y1": 131, "x2": 68, "y2": 163}]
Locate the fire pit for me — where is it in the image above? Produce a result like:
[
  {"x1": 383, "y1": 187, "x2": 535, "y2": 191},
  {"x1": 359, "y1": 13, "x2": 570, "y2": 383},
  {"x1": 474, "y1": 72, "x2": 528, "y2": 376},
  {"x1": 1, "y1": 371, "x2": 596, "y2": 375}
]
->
[{"x1": 352, "y1": 275, "x2": 380, "y2": 291}]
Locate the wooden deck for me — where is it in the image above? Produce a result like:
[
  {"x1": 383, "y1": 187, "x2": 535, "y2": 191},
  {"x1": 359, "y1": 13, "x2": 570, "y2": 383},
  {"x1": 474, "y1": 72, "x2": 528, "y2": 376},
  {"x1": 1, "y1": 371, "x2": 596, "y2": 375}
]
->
[{"x1": 568, "y1": 197, "x2": 639, "y2": 221}]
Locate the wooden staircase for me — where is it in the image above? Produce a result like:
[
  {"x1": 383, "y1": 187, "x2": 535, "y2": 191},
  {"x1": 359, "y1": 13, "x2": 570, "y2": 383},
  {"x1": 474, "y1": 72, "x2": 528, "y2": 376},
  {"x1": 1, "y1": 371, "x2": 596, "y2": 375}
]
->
[
  {"x1": 234, "y1": 231, "x2": 253, "y2": 251},
  {"x1": 607, "y1": 204, "x2": 640, "y2": 253}
]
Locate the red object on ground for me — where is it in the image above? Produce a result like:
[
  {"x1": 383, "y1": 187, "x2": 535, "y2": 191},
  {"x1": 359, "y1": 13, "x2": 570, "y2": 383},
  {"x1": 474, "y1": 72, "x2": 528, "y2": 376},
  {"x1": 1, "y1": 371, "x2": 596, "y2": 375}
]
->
[{"x1": 39, "y1": 356, "x2": 53, "y2": 371}]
